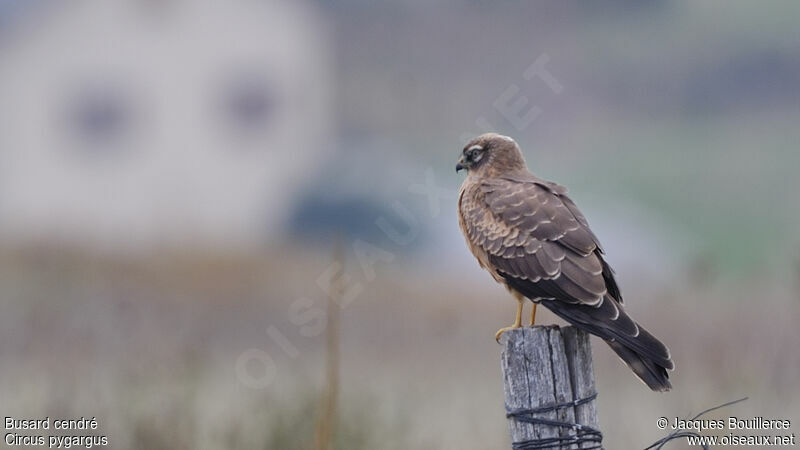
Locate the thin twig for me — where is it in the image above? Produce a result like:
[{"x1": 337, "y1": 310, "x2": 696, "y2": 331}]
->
[{"x1": 314, "y1": 241, "x2": 343, "y2": 450}]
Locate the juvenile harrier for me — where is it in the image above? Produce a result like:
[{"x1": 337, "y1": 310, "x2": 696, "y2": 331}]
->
[{"x1": 457, "y1": 133, "x2": 674, "y2": 391}]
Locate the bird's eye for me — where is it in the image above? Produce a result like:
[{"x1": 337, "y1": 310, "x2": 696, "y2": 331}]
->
[{"x1": 470, "y1": 149, "x2": 484, "y2": 162}]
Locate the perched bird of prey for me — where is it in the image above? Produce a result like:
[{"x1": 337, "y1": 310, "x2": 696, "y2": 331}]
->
[{"x1": 456, "y1": 133, "x2": 674, "y2": 391}]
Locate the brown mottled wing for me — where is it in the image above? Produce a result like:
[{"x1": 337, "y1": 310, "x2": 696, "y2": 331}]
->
[
  {"x1": 459, "y1": 172, "x2": 674, "y2": 389},
  {"x1": 461, "y1": 173, "x2": 615, "y2": 306}
]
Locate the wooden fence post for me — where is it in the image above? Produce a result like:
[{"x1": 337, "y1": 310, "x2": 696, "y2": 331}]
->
[{"x1": 500, "y1": 326, "x2": 603, "y2": 449}]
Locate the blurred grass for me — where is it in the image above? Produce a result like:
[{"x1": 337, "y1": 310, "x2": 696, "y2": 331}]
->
[{"x1": 0, "y1": 243, "x2": 798, "y2": 449}]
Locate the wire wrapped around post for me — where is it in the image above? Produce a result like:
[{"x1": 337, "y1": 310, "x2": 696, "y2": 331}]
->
[{"x1": 500, "y1": 326, "x2": 603, "y2": 450}]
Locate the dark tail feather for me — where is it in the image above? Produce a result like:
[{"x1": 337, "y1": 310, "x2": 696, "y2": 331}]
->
[
  {"x1": 501, "y1": 275, "x2": 674, "y2": 391},
  {"x1": 520, "y1": 289, "x2": 674, "y2": 392},
  {"x1": 606, "y1": 339, "x2": 672, "y2": 392},
  {"x1": 552, "y1": 303, "x2": 674, "y2": 392}
]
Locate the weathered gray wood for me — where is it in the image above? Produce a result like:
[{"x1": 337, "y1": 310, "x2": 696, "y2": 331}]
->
[
  {"x1": 501, "y1": 326, "x2": 600, "y2": 449},
  {"x1": 562, "y1": 327, "x2": 598, "y2": 449},
  {"x1": 548, "y1": 329, "x2": 578, "y2": 445}
]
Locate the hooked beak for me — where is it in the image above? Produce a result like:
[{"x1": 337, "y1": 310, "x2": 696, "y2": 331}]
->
[{"x1": 455, "y1": 155, "x2": 466, "y2": 173}]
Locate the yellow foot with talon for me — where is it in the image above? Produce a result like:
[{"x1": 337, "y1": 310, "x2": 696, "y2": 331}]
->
[
  {"x1": 495, "y1": 324, "x2": 521, "y2": 343},
  {"x1": 495, "y1": 295, "x2": 525, "y2": 343},
  {"x1": 529, "y1": 302, "x2": 538, "y2": 327}
]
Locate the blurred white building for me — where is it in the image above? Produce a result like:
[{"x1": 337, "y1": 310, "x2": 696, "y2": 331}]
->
[{"x1": 0, "y1": 0, "x2": 332, "y2": 252}]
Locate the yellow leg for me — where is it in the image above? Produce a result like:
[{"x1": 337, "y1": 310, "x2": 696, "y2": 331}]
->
[
  {"x1": 495, "y1": 296, "x2": 524, "y2": 343},
  {"x1": 529, "y1": 302, "x2": 537, "y2": 327}
]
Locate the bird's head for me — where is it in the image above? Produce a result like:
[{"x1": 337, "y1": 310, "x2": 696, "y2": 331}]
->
[{"x1": 456, "y1": 133, "x2": 527, "y2": 177}]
